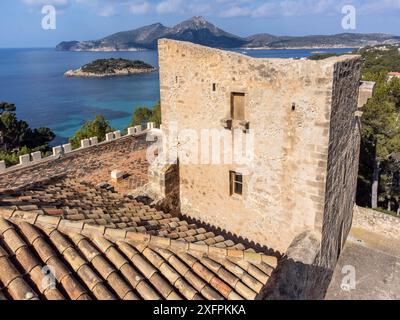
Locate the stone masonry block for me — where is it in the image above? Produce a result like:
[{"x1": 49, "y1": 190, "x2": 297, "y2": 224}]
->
[
  {"x1": 0, "y1": 161, "x2": 6, "y2": 172},
  {"x1": 53, "y1": 146, "x2": 62, "y2": 156},
  {"x1": 111, "y1": 170, "x2": 125, "y2": 181},
  {"x1": 114, "y1": 131, "x2": 122, "y2": 139},
  {"x1": 106, "y1": 133, "x2": 114, "y2": 142},
  {"x1": 127, "y1": 127, "x2": 135, "y2": 135},
  {"x1": 63, "y1": 144, "x2": 72, "y2": 153},
  {"x1": 31, "y1": 151, "x2": 42, "y2": 162},
  {"x1": 19, "y1": 154, "x2": 31, "y2": 166},
  {"x1": 90, "y1": 137, "x2": 98, "y2": 145},
  {"x1": 81, "y1": 139, "x2": 90, "y2": 149},
  {"x1": 358, "y1": 81, "x2": 375, "y2": 109},
  {"x1": 134, "y1": 125, "x2": 142, "y2": 133},
  {"x1": 147, "y1": 122, "x2": 155, "y2": 130}
]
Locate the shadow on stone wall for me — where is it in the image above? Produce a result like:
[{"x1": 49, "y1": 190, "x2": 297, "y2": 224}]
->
[
  {"x1": 180, "y1": 214, "x2": 283, "y2": 258},
  {"x1": 262, "y1": 231, "x2": 334, "y2": 300},
  {"x1": 177, "y1": 217, "x2": 334, "y2": 300},
  {"x1": 262, "y1": 258, "x2": 334, "y2": 300}
]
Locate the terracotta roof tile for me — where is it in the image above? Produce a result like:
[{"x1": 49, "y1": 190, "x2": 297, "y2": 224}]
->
[
  {"x1": 0, "y1": 250, "x2": 24, "y2": 287},
  {"x1": 7, "y1": 277, "x2": 39, "y2": 300},
  {"x1": 174, "y1": 277, "x2": 199, "y2": 300},
  {"x1": 200, "y1": 283, "x2": 224, "y2": 300},
  {"x1": 234, "y1": 281, "x2": 257, "y2": 300},
  {"x1": 0, "y1": 178, "x2": 278, "y2": 300},
  {"x1": 136, "y1": 281, "x2": 162, "y2": 300},
  {"x1": 158, "y1": 262, "x2": 181, "y2": 285},
  {"x1": 0, "y1": 178, "x2": 245, "y2": 248},
  {"x1": 149, "y1": 273, "x2": 175, "y2": 298},
  {"x1": 0, "y1": 245, "x2": 38, "y2": 300}
]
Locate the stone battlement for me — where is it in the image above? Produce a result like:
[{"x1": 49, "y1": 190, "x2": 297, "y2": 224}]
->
[
  {"x1": 0, "y1": 122, "x2": 159, "y2": 191},
  {"x1": 0, "y1": 122, "x2": 157, "y2": 175}
]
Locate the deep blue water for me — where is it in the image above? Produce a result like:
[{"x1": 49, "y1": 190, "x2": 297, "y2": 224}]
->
[{"x1": 0, "y1": 47, "x2": 352, "y2": 145}]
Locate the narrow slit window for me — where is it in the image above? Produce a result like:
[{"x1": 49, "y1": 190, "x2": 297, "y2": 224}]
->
[
  {"x1": 343, "y1": 154, "x2": 349, "y2": 186},
  {"x1": 231, "y1": 92, "x2": 245, "y2": 120},
  {"x1": 213, "y1": 83, "x2": 216, "y2": 91},
  {"x1": 230, "y1": 171, "x2": 243, "y2": 196}
]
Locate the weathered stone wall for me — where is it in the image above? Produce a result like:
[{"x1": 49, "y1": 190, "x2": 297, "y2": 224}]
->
[
  {"x1": 158, "y1": 39, "x2": 361, "y2": 253},
  {"x1": 262, "y1": 231, "x2": 333, "y2": 300},
  {"x1": 319, "y1": 58, "x2": 362, "y2": 269},
  {"x1": 147, "y1": 161, "x2": 181, "y2": 214},
  {"x1": 353, "y1": 206, "x2": 400, "y2": 240}
]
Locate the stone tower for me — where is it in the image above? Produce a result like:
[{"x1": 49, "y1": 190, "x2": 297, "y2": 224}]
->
[{"x1": 156, "y1": 39, "x2": 370, "y2": 270}]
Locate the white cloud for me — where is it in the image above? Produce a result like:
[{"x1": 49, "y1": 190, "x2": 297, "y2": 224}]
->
[
  {"x1": 156, "y1": 0, "x2": 183, "y2": 14},
  {"x1": 359, "y1": 0, "x2": 400, "y2": 14},
  {"x1": 220, "y1": 6, "x2": 252, "y2": 17},
  {"x1": 187, "y1": 2, "x2": 213, "y2": 15},
  {"x1": 130, "y1": 1, "x2": 151, "y2": 15},
  {"x1": 22, "y1": 0, "x2": 69, "y2": 6},
  {"x1": 21, "y1": 0, "x2": 400, "y2": 18},
  {"x1": 251, "y1": 2, "x2": 277, "y2": 18},
  {"x1": 98, "y1": 4, "x2": 116, "y2": 17}
]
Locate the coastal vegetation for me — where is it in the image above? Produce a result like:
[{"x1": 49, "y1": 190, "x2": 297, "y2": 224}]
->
[
  {"x1": 69, "y1": 115, "x2": 114, "y2": 149},
  {"x1": 82, "y1": 58, "x2": 154, "y2": 74},
  {"x1": 68, "y1": 101, "x2": 161, "y2": 150},
  {"x1": 129, "y1": 101, "x2": 161, "y2": 127},
  {"x1": 308, "y1": 53, "x2": 340, "y2": 60},
  {"x1": 0, "y1": 103, "x2": 55, "y2": 166},
  {"x1": 310, "y1": 45, "x2": 400, "y2": 215},
  {"x1": 356, "y1": 45, "x2": 400, "y2": 214}
]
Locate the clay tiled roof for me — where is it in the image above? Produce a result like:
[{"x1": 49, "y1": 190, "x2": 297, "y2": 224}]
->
[
  {"x1": 0, "y1": 178, "x2": 245, "y2": 249},
  {"x1": 0, "y1": 210, "x2": 277, "y2": 300},
  {"x1": 0, "y1": 134, "x2": 150, "y2": 194}
]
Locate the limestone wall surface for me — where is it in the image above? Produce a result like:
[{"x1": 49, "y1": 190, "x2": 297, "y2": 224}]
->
[
  {"x1": 158, "y1": 39, "x2": 362, "y2": 253},
  {"x1": 353, "y1": 206, "x2": 400, "y2": 240}
]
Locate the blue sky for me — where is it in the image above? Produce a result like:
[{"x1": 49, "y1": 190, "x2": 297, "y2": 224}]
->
[{"x1": 1, "y1": 0, "x2": 400, "y2": 48}]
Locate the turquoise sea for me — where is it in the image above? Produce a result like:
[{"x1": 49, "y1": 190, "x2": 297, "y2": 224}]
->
[{"x1": 0, "y1": 47, "x2": 352, "y2": 145}]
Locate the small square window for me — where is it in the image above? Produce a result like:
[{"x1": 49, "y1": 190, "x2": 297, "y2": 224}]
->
[{"x1": 230, "y1": 171, "x2": 243, "y2": 196}]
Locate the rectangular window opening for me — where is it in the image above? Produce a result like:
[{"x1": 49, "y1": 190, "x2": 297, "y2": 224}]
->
[
  {"x1": 231, "y1": 92, "x2": 245, "y2": 121},
  {"x1": 338, "y1": 221, "x2": 344, "y2": 259},
  {"x1": 230, "y1": 171, "x2": 243, "y2": 196},
  {"x1": 213, "y1": 83, "x2": 216, "y2": 91}
]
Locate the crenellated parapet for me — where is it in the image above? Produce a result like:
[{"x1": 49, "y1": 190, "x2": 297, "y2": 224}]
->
[{"x1": 0, "y1": 122, "x2": 158, "y2": 175}]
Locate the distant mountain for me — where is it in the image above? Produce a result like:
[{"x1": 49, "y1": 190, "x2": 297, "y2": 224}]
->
[
  {"x1": 56, "y1": 16, "x2": 400, "y2": 51},
  {"x1": 244, "y1": 33, "x2": 280, "y2": 47},
  {"x1": 164, "y1": 16, "x2": 246, "y2": 48},
  {"x1": 56, "y1": 16, "x2": 246, "y2": 51},
  {"x1": 246, "y1": 33, "x2": 400, "y2": 49}
]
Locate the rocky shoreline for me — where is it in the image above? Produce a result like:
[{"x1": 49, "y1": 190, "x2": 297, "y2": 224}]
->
[
  {"x1": 64, "y1": 67, "x2": 156, "y2": 78},
  {"x1": 64, "y1": 58, "x2": 156, "y2": 78}
]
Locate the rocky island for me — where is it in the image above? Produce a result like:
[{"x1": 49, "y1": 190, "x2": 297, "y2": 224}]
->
[{"x1": 64, "y1": 58, "x2": 156, "y2": 77}]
